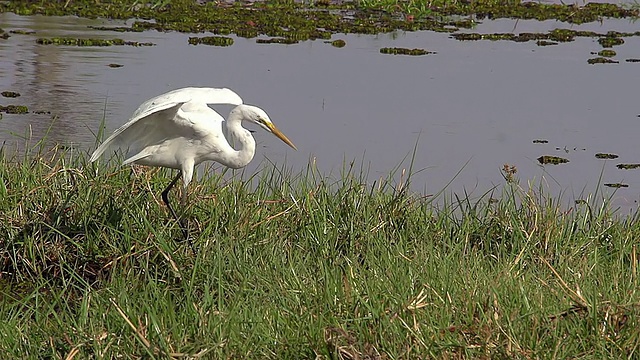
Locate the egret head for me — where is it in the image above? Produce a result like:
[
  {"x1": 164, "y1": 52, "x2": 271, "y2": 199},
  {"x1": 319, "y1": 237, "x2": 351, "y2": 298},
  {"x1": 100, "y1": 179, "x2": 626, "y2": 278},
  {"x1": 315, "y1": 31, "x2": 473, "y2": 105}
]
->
[{"x1": 239, "y1": 105, "x2": 297, "y2": 150}]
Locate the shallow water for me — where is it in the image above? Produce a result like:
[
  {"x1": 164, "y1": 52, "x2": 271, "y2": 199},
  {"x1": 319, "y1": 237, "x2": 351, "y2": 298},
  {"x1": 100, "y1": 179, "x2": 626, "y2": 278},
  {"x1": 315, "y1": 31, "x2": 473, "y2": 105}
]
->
[{"x1": 1, "y1": 12, "x2": 640, "y2": 212}]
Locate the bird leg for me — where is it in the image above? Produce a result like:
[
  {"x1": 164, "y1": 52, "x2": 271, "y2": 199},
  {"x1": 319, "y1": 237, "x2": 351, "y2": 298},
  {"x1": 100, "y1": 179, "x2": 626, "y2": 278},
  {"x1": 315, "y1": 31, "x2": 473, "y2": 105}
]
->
[{"x1": 161, "y1": 171, "x2": 189, "y2": 240}]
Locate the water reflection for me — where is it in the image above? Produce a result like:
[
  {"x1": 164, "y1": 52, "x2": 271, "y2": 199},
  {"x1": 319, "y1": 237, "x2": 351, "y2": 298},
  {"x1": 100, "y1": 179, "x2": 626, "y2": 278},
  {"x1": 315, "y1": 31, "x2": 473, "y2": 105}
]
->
[{"x1": 1, "y1": 12, "x2": 639, "y2": 212}]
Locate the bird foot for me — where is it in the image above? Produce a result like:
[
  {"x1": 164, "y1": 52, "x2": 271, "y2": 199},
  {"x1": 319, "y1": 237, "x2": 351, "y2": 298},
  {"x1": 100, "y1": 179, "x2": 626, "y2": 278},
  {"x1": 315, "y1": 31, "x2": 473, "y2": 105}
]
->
[{"x1": 177, "y1": 220, "x2": 197, "y2": 253}]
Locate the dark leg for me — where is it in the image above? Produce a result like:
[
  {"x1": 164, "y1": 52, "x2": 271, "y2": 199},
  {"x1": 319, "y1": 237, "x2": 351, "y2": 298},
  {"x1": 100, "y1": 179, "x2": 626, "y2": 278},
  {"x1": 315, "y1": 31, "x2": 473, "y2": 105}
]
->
[{"x1": 161, "y1": 171, "x2": 189, "y2": 241}]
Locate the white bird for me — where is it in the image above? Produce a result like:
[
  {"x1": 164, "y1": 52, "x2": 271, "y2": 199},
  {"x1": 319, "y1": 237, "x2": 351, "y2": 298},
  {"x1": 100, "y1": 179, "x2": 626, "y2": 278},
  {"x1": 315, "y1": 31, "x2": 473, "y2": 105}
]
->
[{"x1": 90, "y1": 87, "x2": 297, "y2": 238}]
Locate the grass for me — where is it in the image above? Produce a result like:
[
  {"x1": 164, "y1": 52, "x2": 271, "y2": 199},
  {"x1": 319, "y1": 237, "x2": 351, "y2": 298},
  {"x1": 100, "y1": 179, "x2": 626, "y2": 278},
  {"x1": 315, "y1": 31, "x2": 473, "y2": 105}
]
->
[{"x1": 1, "y1": 139, "x2": 640, "y2": 359}]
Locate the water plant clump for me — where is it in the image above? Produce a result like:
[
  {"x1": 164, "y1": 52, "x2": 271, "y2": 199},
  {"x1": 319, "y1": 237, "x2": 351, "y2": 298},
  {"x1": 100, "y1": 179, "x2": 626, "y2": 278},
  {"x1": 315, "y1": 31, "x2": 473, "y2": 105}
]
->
[
  {"x1": 1, "y1": 0, "x2": 638, "y2": 40},
  {"x1": 451, "y1": 32, "x2": 483, "y2": 41},
  {"x1": 451, "y1": 28, "x2": 629, "y2": 46},
  {"x1": 88, "y1": 25, "x2": 144, "y2": 32},
  {"x1": 2, "y1": 142, "x2": 640, "y2": 358},
  {"x1": 0, "y1": 104, "x2": 28, "y2": 113},
  {"x1": 9, "y1": 29, "x2": 35, "y2": 35},
  {"x1": 587, "y1": 57, "x2": 618, "y2": 64},
  {"x1": 330, "y1": 39, "x2": 346, "y2": 47},
  {"x1": 597, "y1": 49, "x2": 616, "y2": 57},
  {"x1": 36, "y1": 37, "x2": 154, "y2": 46},
  {"x1": 380, "y1": 47, "x2": 433, "y2": 55},
  {"x1": 537, "y1": 155, "x2": 569, "y2": 165},
  {"x1": 188, "y1": 35, "x2": 234, "y2": 46},
  {"x1": 598, "y1": 36, "x2": 624, "y2": 48},
  {"x1": 1, "y1": 91, "x2": 20, "y2": 98},
  {"x1": 604, "y1": 183, "x2": 628, "y2": 188},
  {"x1": 256, "y1": 37, "x2": 299, "y2": 44},
  {"x1": 595, "y1": 153, "x2": 618, "y2": 159},
  {"x1": 616, "y1": 163, "x2": 640, "y2": 169}
]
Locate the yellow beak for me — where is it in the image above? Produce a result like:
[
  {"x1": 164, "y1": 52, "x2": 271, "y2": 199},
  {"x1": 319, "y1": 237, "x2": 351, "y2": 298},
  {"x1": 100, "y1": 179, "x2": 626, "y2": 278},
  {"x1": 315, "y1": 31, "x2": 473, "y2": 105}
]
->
[{"x1": 268, "y1": 123, "x2": 297, "y2": 150}]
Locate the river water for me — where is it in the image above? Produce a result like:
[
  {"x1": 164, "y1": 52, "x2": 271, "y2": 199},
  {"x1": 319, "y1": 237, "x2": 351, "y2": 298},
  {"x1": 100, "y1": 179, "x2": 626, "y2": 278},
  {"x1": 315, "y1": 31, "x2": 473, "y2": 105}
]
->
[{"x1": 1, "y1": 12, "x2": 639, "y2": 212}]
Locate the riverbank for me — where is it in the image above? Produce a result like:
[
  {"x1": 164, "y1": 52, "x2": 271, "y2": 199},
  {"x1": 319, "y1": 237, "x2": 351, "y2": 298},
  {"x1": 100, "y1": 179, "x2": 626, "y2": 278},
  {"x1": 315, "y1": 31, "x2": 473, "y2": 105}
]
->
[{"x1": 1, "y1": 144, "x2": 638, "y2": 358}]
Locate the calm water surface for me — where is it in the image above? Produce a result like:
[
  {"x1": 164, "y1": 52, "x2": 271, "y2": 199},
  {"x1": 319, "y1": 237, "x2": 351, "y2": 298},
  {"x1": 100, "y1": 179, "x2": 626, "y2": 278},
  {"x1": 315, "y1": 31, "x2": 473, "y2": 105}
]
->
[{"x1": 1, "y1": 12, "x2": 639, "y2": 211}]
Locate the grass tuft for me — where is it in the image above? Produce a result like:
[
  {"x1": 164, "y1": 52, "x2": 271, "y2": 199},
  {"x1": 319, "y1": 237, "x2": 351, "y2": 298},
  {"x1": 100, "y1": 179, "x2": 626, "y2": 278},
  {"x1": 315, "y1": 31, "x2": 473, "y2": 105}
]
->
[{"x1": 1, "y1": 142, "x2": 640, "y2": 358}]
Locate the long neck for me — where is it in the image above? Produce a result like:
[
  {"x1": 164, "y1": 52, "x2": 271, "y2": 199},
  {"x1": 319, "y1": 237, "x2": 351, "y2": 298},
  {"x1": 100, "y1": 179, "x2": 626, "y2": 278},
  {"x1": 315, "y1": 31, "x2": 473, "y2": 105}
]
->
[{"x1": 214, "y1": 108, "x2": 256, "y2": 169}]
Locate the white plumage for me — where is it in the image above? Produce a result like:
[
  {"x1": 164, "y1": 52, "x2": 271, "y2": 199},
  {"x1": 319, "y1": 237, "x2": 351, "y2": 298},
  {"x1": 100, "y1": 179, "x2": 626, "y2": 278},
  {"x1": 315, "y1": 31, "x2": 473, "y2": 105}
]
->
[{"x1": 91, "y1": 87, "x2": 296, "y2": 237}]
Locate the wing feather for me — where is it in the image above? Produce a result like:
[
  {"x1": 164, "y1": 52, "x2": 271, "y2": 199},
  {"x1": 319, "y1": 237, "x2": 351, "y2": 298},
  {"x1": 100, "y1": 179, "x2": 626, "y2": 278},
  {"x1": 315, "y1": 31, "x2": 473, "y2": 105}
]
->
[
  {"x1": 90, "y1": 87, "x2": 242, "y2": 162},
  {"x1": 130, "y1": 87, "x2": 243, "y2": 122}
]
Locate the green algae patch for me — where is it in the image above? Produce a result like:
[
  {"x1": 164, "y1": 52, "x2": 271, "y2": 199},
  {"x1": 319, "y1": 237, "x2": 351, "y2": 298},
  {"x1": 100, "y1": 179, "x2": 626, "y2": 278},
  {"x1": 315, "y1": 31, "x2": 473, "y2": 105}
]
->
[
  {"x1": 0, "y1": 105, "x2": 28, "y2": 114},
  {"x1": 598, "y1": 36, "x2": 624, "y2": 48},
  {"x1": 452, "y1": 33, "x2": 483, "y2": 41},
  {"x1": 588, "y1": 57, "x2": 618, "y2": 64},
  {"x1": 256, "y1": 38, "x2": 299, "y2": 45},
  {"x1": 1, "y1": 0, "x2": 637, "y2": 41},
  {"x1": 1, "y1": 91, "x2": 20, "y2": 98},
  {"x1": 330, "y1": 39, "x2": 346, "y2": 48},
  {"x1": 451, "y1": 28, "x2": 630, "y2": 46},
  {"x1": 616, "y1": 164, "x2": 640, "y2": 170},
  {"x1": 380, "y1": 47, "x2": 433, "y2": 56},
  {"x1": 604, "y1": 183, "x2": 628, "y2": 188},
  {"x1": 88, "y1": 25, "x2": 144, "y2": 33},
  {"x1": 9, "y1": 29, "x2": 35, "y2": 35},
  {"x1": 537, "y1": 155, "x2": 569, "y2": 165},
  {"x1": 36, "y1": 37, "x2": 154, "y2": 47},
  {"x1": 597, "y1": 50, "x2": 617, "y2": 57},
  {"x1": 456, "y1": 2, "x2": 638, "y2": 24},
  {"x1": 536, "y1": 40, "x2": 557, "y2": 46},
  {"x1": 595, "y1": 153, "x2": 618, "y2": 159},
  {"x1": 188, "y1": 36, "x2": 234, "y2": 46}
]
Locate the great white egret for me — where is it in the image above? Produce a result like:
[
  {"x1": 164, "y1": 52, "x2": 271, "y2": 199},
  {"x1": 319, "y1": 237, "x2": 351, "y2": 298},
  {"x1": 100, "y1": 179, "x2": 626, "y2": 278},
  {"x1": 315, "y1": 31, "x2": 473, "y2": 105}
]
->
[{"x1": 90, "y1": 87, "x2": 297, "y2": 238}]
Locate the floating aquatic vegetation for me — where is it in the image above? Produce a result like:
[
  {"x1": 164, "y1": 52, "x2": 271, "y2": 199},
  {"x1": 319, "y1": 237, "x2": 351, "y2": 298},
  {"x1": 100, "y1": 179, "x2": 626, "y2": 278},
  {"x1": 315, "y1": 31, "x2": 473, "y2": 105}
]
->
[
  {"x1": 604, "y1": 183, "x2": 628, "y2": 188},
  {"x1": 537, "y1": 155, "x2": 569, "y2": 165},
  {"x1": 36, "y1": 37, "x2": 154, "y2": 46},
  {"x1": 598, "y1": 36, "x2": 624, "y2": 48},
  {"x1": 625, "y1": 59, "x2": 640, "y2": 63},
  {"x1": 235, "y1": 29, "x2": 259, "y2": 39},
  {"x1": 547, "y1": 28, "x2": 583, "y2": 42},
  {"x1": 451, "y1": 27, "x2": 640, "y2": 57},
  {"x1": 107, "y1": 63, "x2": 123, "y2": 68},
  {"x1": 532, "y1": 139, "x2": 549, "y2": 144},
  {"x1": 483, "y1": 33, "x2": 516, "y2": 41},
  {"x1": 451, "y1": 33, "x2": 483, "y2": 41},
  {"x1": 1, "y1": 91, "x2": 20, "y2": 98},
  {"x1": 616, "y1": 164, "x2": 640, "y2": 170},
  {"x1": 587, "y1": 57, "x2": 618, "y2": 64},
  {"x1": 379, "y1": 47, "x2": 433, "y2": 56},
  {"x1": 595, "y1": 153, "x2": 618, "y2": 159},
  {"x1": 0, "y1": 105, "x2": 28, "y2": 114},
  {"x1": 1, "y1": 0, "x2": 637, "y2": 44},
  {"x1": 256, "y1": 38, "x2": 298, "y2": 44},
  {"x1": 9, "y1": 29, "x2": 35, "y2": 35},
  {"x1": 597, "y1": 50, "x2": 616, "y2": 57},
  {"x1": 188, "y1": 36, "x2": 234, "y2": 46},
  {"x1": 88, "y1": 25, "x2": 143, "y2": 33},
  {"x1": 330, "y1": 39, "x2": 346, "y2": 48}
]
